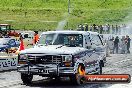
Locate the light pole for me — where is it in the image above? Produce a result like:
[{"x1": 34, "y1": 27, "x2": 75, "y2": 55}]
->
[
  {"x1": 68, "y1": 0, "x2": 70, "y2": 14},
  {"x1": 67, "y1": 0, "x2": 70, "y2": 29}
]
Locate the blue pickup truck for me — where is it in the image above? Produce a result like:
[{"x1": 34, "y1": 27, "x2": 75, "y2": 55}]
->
[{"x1": 0, "y1": 38, "x2": 20, "y2": 52}]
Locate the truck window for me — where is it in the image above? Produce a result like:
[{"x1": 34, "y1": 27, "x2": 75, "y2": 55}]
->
[
  {"x1": 84, "y1": 35, "x2": 91, "y2": 49},
  {"x1": 38, "y1": 33, "x2": 83, "y2": 47},
  {"x1": 91, "y1": 34, "x2": 102, "y2": 47},
  {"x1": 54, "y1": 34, "x2": 83, "y2": 47},
  {"x1": 38, "y1": 33, "x2": 55, "y2": 45}
]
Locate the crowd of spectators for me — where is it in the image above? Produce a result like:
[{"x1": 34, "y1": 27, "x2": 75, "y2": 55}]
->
[
  {"x1": 108, "y1": 35, "x2": 131, "y2": 54},
  {"x1": 77, "y1": 23, "x2": 127, "y2": 34}
]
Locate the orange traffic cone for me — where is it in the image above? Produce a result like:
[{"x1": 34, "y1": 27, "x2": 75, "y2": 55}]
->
[
  {"x1": 19, "y1": 39, "x2": 25, "y2": 51},
  {"x1": 15, "y1": 37, "x2": 25, "y2": 55}
]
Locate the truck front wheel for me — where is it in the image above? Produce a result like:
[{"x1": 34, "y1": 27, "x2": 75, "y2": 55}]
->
[
  {"x1": 70, "y1": 65, "x2": 85, "y2": 85},
  {"x1": 21, "y1": 73, "x2": 33, "y2": 84}
]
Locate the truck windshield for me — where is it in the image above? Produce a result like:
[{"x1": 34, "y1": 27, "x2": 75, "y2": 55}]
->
[{"x1": 38, "y1": 33, "x2": 83, "y2": 47}]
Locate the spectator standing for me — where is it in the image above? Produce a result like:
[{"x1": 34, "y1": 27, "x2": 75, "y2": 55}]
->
[
  {"x1": 120, "y1": 24, "x2": 123, "y2": 35},
  {"x1": 78, "y1": 24, "x2": 84, "y2": 31},
  {"x1": 115, "y1": 25, "x2": 118, "y2": 34},
  {"x1": 110, "y1": 37, "x2": 114, "y2": 41},
  {"x1": 96, "y1": 25, "x2": 99, "y2": 32},
  {"x1": 126, "y1": 35, "x2": 131, "y2": 53},
  {"x1": 99, "y1": 25, "x2": 103, "y2": 34},
  {"x1": 15, "y1": 34, "x2": 24, "y2": 54},
  {"x1": 82, "y1": 25, "x2": 85, "y2": 31},
  {"x1": 112, "y1": 25, "x2": 115, "y2": 34},
  {"x1": 113, "y1": 36, "x2": 119, "y2": 54},
  {"x1": 93, "y1": 24, "x2": 96, "y2": 32},
  {"x1": 90, "y1": 25, "x2": 93, "y2": 31},
  {"x1": 77, "y1": 24, "x2": 82, "y2": 31},
  {"x1": 118, "y1": 25, "x2": 121, "y2": 35},
  {"x1": 33, "y1": 31, "x2": 39, "y2": 45},
  {"x1": 107, "y1": 24, "x2": 110, "y2": 34},
  {"x1": 103, "y1": 25, "x2": 108, "y2": 34},
  {"x1": 108, "y1": 37, "x2": 114, "y2": 54},
  {"x1": 121, "y1": 36, "x2": 127, "y2": 54},
  {"x1": 122, "y1": 24, "x2": 126, "y2": 34},
  {"x1": 85, "y1": 24, "x2": 88, "y2": 31}
]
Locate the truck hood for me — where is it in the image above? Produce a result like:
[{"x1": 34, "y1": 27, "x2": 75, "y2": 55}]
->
[{"x1": 20, "y1": 45, "x2": 87, "y2": 55}]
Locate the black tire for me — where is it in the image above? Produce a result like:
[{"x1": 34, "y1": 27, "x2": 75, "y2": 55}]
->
[
  {"x1": 70, "y1": 75, "x2": 77, "y2": 84},
  {"x1": 99, "y1": 62, "x2": 102, "y2": 74},
  {"x1": 100, "y1": 60, "x2": 104, "y2": 67},
  {"x1": 21, "y1": 73, "x2": 33, "y2": 84},
  {"x1": 55, "y1": 77, "x2": 61, "y2": 81},
  {"x1": 70, "y1": 75, "x2": 86, "y2": 85},
  {"x1": 95, "y1": 62, "x2": 102, "y2": 75},
  {"x1": 70, "y1": 65, "x2": 85, "y2": 85}
]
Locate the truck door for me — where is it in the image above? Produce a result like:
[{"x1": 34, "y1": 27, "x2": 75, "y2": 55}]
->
[
  {"x1": 84, "y1": 35, "x2": 99, "y2": 73},
  {"x1": 90, "y1": 34, "x2": 105, "y2": 61}
]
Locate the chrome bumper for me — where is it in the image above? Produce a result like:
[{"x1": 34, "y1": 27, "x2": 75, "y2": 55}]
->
[{"x1": 17, "y1": 64, "x2": 74, "y2": 76}]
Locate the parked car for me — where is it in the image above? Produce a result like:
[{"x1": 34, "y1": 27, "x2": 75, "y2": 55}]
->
[
  {"x1": 17, "y1": 31, "x2": 106, "y2": 85},
  {"x1": 21, "y1": 31, "x2": 34, "y2": 39},
  {"x1": 0, "y1": 38, "x2": 20, "y2": 52}
]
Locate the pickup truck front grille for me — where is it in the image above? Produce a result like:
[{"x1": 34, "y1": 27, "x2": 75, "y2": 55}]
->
[{"x1": 28, "y1": 55, "x2": 62, "y2": 64}]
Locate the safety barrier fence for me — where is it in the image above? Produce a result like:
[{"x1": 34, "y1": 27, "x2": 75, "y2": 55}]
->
[{"x1": 0, "y1": 53, "x2": 18, "y2": 72}]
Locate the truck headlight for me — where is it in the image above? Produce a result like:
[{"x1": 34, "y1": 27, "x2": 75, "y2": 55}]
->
[
  {"x1": 18, "y1": 54, "x2": 27, "y2": 64},
  {"x1": 20, "y1": 54, "x2": 27, "y2": 60},
  {"x1": 63, "y1": 55, "x2": 72, "y2": 62},
  {"x1": 62, "y1": 55, "x2": 72, "y2": 67}
]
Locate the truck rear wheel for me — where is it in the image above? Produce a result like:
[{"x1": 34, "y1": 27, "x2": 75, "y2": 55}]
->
[
  {"x1": 94, "y1": 62, "x2": 102, "y2": 74},
  {"x1": 100, "y1": 60, "x2": 104, "y2": 67},
  {"x1": 99, "y1": 62, "x2": 102, "y2": 74},
  {"x1": 21, "y1": 73, "x2": 33, "y2": 84}
]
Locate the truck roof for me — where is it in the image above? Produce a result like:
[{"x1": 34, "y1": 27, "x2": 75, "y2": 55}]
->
[{"x1": 41, "y1": 30, "x2": 99, "y2": 35}]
